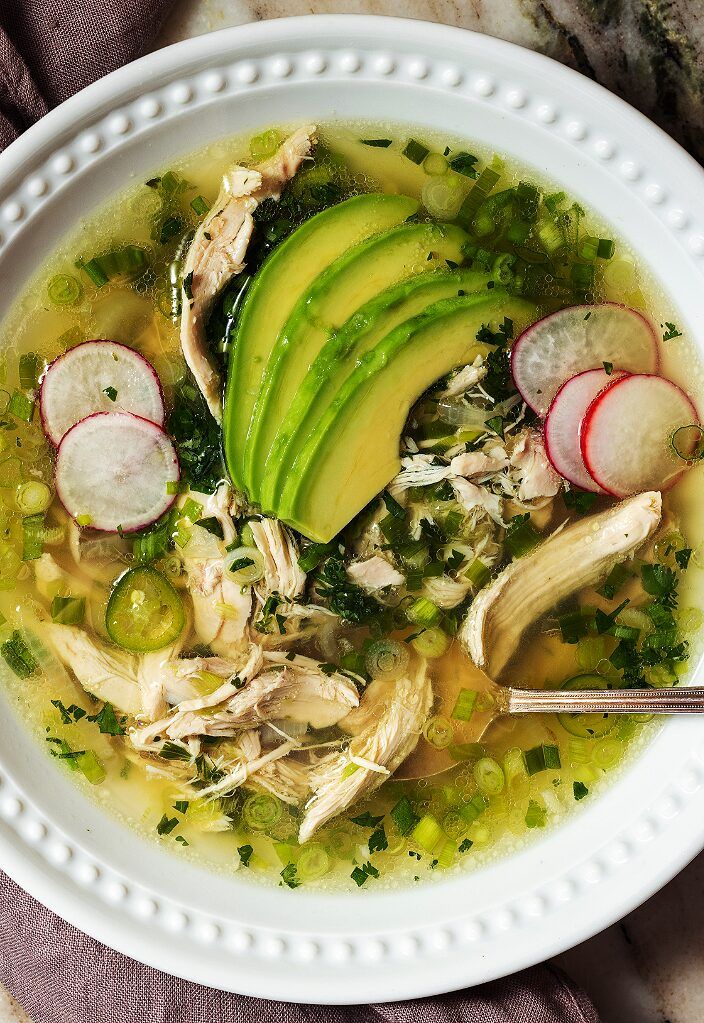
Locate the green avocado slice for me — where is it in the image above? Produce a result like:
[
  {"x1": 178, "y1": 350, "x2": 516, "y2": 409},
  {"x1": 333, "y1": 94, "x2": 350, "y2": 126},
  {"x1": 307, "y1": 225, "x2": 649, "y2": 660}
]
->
[
  {"x1": 278, "y1": 291, "x2": 537, "y2": 542},
  {"x1": 223, "y1": 192, "x2": 418, "y2": 490},
  {"x1": 242, "y1": 221, "x2": 469, "y2": 500},
  {"x1": 258, "y1": 266, "x2": 492, "y2": 512}
]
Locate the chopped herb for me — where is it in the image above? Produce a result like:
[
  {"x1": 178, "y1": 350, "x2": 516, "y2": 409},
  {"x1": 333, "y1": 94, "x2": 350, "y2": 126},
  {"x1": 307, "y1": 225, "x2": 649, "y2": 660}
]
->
[
  {"x1": 314, "y1": 555, "x2": 380, "y2": 625},
  {"x1": 350, "y1": 812, "x2": 384, "y2": 828},
  {"x1": 182, "y1": 271, "x2": 194, "y2": 302},
  {"x1": 350, "y1": 861, "x2": 380, "y2": 887},
  {"x1": 228, "y1": 557, "x2": 255, "y2": 572},
  {"x1": 87, "y1": 702, "x2": 125, "y2": 736},
  {"x1": 280, "y1": 863, "x2": 300, "y2": 888},
  {"x1": 1, "y1": 630, "x2": 38, "y2": 679},
  {"x1": 195, "y1": 516, "x2": 224, "y2": 539},
  {"x1": 524, "y1": 743, "x2": 561, "y2": 775},
  {"x1": 382, "y1": 489, "x2": 405, "y2": 518},
  {"x1": 662, "y1": 322, "x2": 682, "y2": 342},
  {"x1": 598, "y1": 564, "x2": 632, "y2": 601},
  {"x1": 484, "y1": 414, "x2": 505, "y2": 439},
  {"x1": 190, "y1": 195, "x2": 210, "y2": 216},
  {"x1": 175, "y1": 835, "x2": 189, "y2": 846},
  {"x1": 238, "y1": 844, "x2": 254, "y2": 867},
  {"x1": 368, "y1": 825, "x2": 388, "y2": 854},
  {"x1": 390, "y1": 796, "x2": 420, "y2": 836},
  {"x1": 103, "y1": 386, "x2": 118, "y2": 402},
  {"x1": 504, "y1": 514, "x2": 541, "y2": 558},
  {"x1": 451, "y1": 688, "x2": 478, "y2": 721},
  {"x1": 573, "y1": 781, "x2": 589, "y2": 801},
  {"x1": 448, "y1": 151, "x2": 479, "y2": 178},
  {"x1": 676, "y1": 548, "x2": 692, "y2": 570},
  {"x1": 563, "y1": 488, "x2": 598, "y2": 514},
  {"x1": 156, "y1": 814, "x2": 179, "y2": 836},
  {"x1": 298, "y1": 540, "x2": 336, "y2": 573},
  {"x1": 595, "y1": 598, "x2": 630, "y2": 635},
  {"x1": 525, "y1": 800, "x2": 547, "y2": 828},
  {"x1": 159, "y1": 740, "x2": 192, "y2": 761},
  {"x1": 402, "y1": 138, "x2": 430, "y2": 164},
  {"x1": 51, "y1": 699, "x2": 86, "y2": 724},
  {"x1": 458, "y1": 838, "x2": 474, "y2": 853},
  {"x1": 602, "y1": 361, "x2": 613, "y2": 375},
  {"x1": 361, "y1": 138, "x2": 392, "y2": 148}
]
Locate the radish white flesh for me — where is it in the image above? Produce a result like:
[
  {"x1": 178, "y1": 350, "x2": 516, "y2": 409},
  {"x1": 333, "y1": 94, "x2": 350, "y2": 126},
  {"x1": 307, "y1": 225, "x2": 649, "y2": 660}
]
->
[
  {"x1": 544, "y1": 368, "x2": 626, "y2": 492},
  {"x1": 55, "y1": 413, "x2": 179, "y2": 532},
  {"x1": 581, "y1": 374, "x2": 698, "y2": 497},
  {"x1": 511, "y1": 304, "x2": 659, "y2": 416},
  {"x1": 40, "y1": 340, "x2": 164, "y2": 445}
]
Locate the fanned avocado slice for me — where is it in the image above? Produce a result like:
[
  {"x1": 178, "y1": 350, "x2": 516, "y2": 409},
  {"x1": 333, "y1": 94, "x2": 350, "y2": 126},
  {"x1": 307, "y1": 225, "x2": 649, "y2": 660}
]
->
[
  {"x1": 242, "y1": 221, "x2": 469, "y2": 501},
  {"x1": 278, "y1": 292, "x2": 537, "y2": 542},
  {"x1": 259, "y1": 266, "x2": 492, "y2": 512},
  {"x1": 224, "y1": 192, "x2": 418, "y2": 490}
]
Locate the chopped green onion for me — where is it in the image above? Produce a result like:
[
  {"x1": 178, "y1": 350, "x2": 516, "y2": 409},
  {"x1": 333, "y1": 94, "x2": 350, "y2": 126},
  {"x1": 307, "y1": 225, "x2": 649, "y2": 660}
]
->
[
  {"x1": 76, "y1": 750, "x2": 106, "y2": 785},
  {"x1": 473, "y1": 757, "x2": 505, "y2": 796},
  {"x1": 571, "y1": 263, "x2": 595, "y2": 292},
  {"x1": 360, "y1": 138, "x2": 392, "y2": 148},
  {"x1": 597, "y1": 238, "x2": 615, "y2": 259},
  {"x1": 558, "y1": 607, "x2": 594, "y2": 644},
  {"x1": 525, "y1": 799, "x2": 547, "y2": 828},
  {"x1": 75, "y1": 257, "x2": 109, "y2": 287},
  {"x1": 51, "y1": 595, "x2": 85, "y2": 626},
  {"x1": 451, "y1": 688, "x2": 478, "y2": 722},
  {"x1": 47, "y1": 274, "x2": 82, "y2": 306},
  {"x1": 671, "y1": 424, "x2": 704, "y2": 461},
  {"x1": 458, "y1": 793, "x2": 488, "y2": 824},
  {"x1": 242, "y1": 793, "x2": 282, "y2": 830},
  {"x1": 8, "y1": 391, "x2": 33, "y2": 422},
  {"x1": 390, "y1": 796, "x2": 420, "y2": 836},
  {"x1": 223, "y1": 546, "x2": 264, "y2": 585},
  {"x1": 523, "y1": 743, "x2": 561, "y2": 775},
  {"x1": 190, "y1": 195, "x2": 209, "y2": 216},
  {"x1": 423, "y1": 152, "x2": 448, "y2": 175},
  {"x1": 411, "y1": 814, "x2": 444, "y2": 853},
  {"x1": 249, "y1": 129, "x2": 282, "y2": 161},
  {"x1": 578, "y1": 236, "x2": 599, "y2": 261},
  {"x1": 15, "y1": 481, "x2": 51, "y2": 515},
  {"x1": 298, "y1": 541, "x2": 336, "y2": 572},
  {"x1": 422, "y1": 715, "x2": 454, "y2": 749},
  {"x1": 402, "y1": 138, "x2": 430, "y2": 164},
  {"x1": 410, "y1": 627, "x2": 450, "y2": 659},
  {"x1": 365, "y1": 639, "x2": 410, "y2": 679},
  {"x1": 406, "y1": 596, "x2": 441, "y2": 627},
  {"x1": 296, "y1": 843, "x2": 330, "y2": 881},
  {"x1": 598, "y1": 562, "x2": 632, "y2": 600},
  {"x1": 19, "y1": 353, "x2": 41, "y2": 390},
  {"x1": 448, "y1": 742, "x2": 486, "y2": 762},
  {"x1": 22, "y1": 514, "x2": 45, "y2": 561},
  {"x1": 458, "y1": 167, "x2": 500, "y2": 223}
]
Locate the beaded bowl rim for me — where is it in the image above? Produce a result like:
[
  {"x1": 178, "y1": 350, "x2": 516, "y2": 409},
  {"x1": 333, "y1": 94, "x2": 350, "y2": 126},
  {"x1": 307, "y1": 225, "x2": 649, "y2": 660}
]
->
[{"x1": 1, "y1": 15, "x2": 704, "y2": 1002}]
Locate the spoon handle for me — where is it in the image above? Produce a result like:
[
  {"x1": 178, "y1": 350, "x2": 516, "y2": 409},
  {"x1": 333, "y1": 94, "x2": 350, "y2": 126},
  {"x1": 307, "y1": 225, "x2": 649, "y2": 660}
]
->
[{"x1": 507, "y1": 687, "x2": 704, "y2": 715}]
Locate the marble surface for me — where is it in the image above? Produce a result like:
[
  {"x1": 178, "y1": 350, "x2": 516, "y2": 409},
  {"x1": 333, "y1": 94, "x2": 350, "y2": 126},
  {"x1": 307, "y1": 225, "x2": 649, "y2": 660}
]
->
[{"x1": 4, "y1": 2, "x2": 704, "y2": 1022}]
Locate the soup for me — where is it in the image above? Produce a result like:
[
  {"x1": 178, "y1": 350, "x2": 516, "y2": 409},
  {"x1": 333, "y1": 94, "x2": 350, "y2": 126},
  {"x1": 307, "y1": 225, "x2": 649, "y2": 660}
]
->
[{"x1": 0, "y1": 122, "x2": 702, "y2": 890}]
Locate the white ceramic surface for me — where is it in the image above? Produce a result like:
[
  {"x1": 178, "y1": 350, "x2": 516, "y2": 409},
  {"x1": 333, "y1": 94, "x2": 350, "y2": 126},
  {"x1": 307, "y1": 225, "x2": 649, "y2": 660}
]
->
[{"x1": 1, "y1": 14, "x2": 704, "y2": 1004}]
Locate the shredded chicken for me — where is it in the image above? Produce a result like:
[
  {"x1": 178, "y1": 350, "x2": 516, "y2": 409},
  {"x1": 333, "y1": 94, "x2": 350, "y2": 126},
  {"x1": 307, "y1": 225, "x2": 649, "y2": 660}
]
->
[
  {"x1": 250, "y1": 518, "x2": 306, "y2": 600},
  {"x1": 438, "y1": 356, "x2": 487, "y2": 397},
  {"x1": 461, "y1": 491, "x2": 663, "y2": 678},
  {"x1": 347, "y1": 555, "x2": 405, "y2": 591},
  {"x1": 298, "y1": 661, "x2": 432, "y2": 842},
  {"x1": 180, "y1": 125, "x2": 316, "y2": 419},
  {"x1": 451, "y1": 477, "x2": 505, "y2": 526},
  {"x1": 508, "y1": 430, "x2": 561, "y2": 503},
  {"x1": 43, "y1": 624, "x2": 142, "y2": 716}
]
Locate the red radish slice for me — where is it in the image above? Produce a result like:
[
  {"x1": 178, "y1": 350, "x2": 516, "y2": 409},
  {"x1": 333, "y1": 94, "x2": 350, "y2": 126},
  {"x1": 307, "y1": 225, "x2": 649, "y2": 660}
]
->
[
  {"x1": 55, "y1": 412, "x2": 179, "y2": 532},
  {"x1": 511, "y1": 303, "x2": 659, "y2": 416},
  {"x1": 40, "y1": 340, "x2": 164, "y2": 445},
  {"x1": 581, "y1": 374, "x2": 699, "y2": 497},
  {"x1": 544, "y1": 368, "x2": 627, "y2": 492}
]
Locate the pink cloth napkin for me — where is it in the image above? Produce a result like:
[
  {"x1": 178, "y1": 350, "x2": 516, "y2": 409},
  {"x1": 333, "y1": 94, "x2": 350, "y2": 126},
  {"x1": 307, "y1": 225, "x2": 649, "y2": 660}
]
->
[{"x1": 0, "y1": 3, "x2": 600, "y2": 1020}]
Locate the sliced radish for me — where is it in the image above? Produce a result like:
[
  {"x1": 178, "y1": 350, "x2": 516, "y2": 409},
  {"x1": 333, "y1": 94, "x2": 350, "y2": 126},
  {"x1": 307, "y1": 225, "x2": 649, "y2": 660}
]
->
[
  {"x1": 55, "y1": 413, "x2": 179, "y2": 532},
  {"x1": 581, "y1": 374, "x2": 699, "y2": 497},
  {"x1": 40, "y1": 340, "x2": 164, "y2": 446},
  {"x1": 544, "y1": 369, "x2": 627, "y2": 492},
  {"x1": 510, "y1": 304, "x2": 659, "y2": 416}
]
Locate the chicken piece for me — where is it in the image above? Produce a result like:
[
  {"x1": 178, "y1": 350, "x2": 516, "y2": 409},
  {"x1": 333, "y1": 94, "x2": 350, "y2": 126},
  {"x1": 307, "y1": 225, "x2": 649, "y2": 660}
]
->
[
  {"x1": 194, "y1": 482, "x2": 238, "y2": 546},
  {"x1": 180, "y1": 125, "x2": 316, "y2": 419},
  {"x1": 196, "y1": 740, "x2": 298, "y2": 799},
  {"x1": 298, "y1": 661, "x2": 432, "y2": 843},
  {"x1": 236, "y1": 731, "x2": 310, "y2": 805},
  {"x1": 33, "y1": 553, "x2": 81, "y2": 603},
  {"x1": 437, "y1": 356, "x2": 487, "y2": 397},
  {"x1": 461, "y1": 491, "x2": 663, "y2": 678},
  {"x1": 135, "y1": 636, "x2": 187, "y2": 720},
  {"x1": 131, "y1": 651, "x2": 358, "y2": 747},
  {"x1": 347, "y1": 555, "x2": 405, "y2": 591},
  {"x1": 180, "y1": 526, "x2": 252, "y2": 656},
  {"x1": 250, "y1": 518, "x2": 306, "y2": 600},
  {"x1": 450, "y1": 450, "x2": 508, "y2": 478},
  {"x1": 166, "y1": 643, "x2": 263, "y2": 713},
  {"x1": 509, "y1": 429, "x2": 562, "y2": 503},
  {"x1": 43, "y1": 624, "x2": 142, "y2": 715},
  {"x1": 451, "y1": 477, "x2": 505, "y2": 526},
  {"x1": 422, "y1": 575, "x2": 471, "y2": 609},
  {"x1": 391, "y1": 453, "x2": 450, "y2": 491}
]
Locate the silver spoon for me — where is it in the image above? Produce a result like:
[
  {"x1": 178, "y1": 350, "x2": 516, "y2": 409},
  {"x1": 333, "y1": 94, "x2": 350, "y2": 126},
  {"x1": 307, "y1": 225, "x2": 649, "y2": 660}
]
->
[{"x1": 398, "y1": 665, "x2": 704, "y2": 780}]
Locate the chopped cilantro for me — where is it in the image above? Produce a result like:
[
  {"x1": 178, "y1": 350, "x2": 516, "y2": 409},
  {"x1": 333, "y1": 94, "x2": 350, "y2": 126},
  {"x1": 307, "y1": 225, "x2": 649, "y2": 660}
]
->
[
  {"x1": 156, "y1": 814, "x2": 179, "y2": 836},
  {"x1": 238, "y1": 844, "x2": 254, "y2": 867},
  {"x1": 573, "y1": 781, "x2": 589, "y2": 801},
  {"x1": 280, "y1": 863, "x2": 300, "y2": 888},
  {"x1": 350, "y1": 812, "x2": 384, "y2": 828},
  {"x1": 103, "y1": 386, "x2": 118, "y2": 402},
  {"x1": 368, "y1": 825, "x2": 388, "y2": 854},
  {"x1": 662, "y1": 321, "x2": 682, "y2": 342},
  {"x1": 87, "y1": 702, "x2": 125, "y2": 735},
  {"x1": 563, "y1": 489, "x2": 598, "y2": 514},
  {"x1": 458, "y1": 838, "x2": 474, "y2": 853}
]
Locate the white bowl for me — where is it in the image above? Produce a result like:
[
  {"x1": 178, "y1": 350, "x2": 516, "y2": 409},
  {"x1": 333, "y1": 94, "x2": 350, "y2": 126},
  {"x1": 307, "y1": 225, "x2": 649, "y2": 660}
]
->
[{"x1": 1, "y1": 14, "x2": 704, "y2": 1003}]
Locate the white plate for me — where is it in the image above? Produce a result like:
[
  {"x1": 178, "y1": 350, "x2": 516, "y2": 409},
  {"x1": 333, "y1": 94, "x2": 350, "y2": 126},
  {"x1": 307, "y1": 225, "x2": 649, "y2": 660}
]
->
[{"x1": 1, "y1": 14, "x2": 704, "y2": 1003}]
